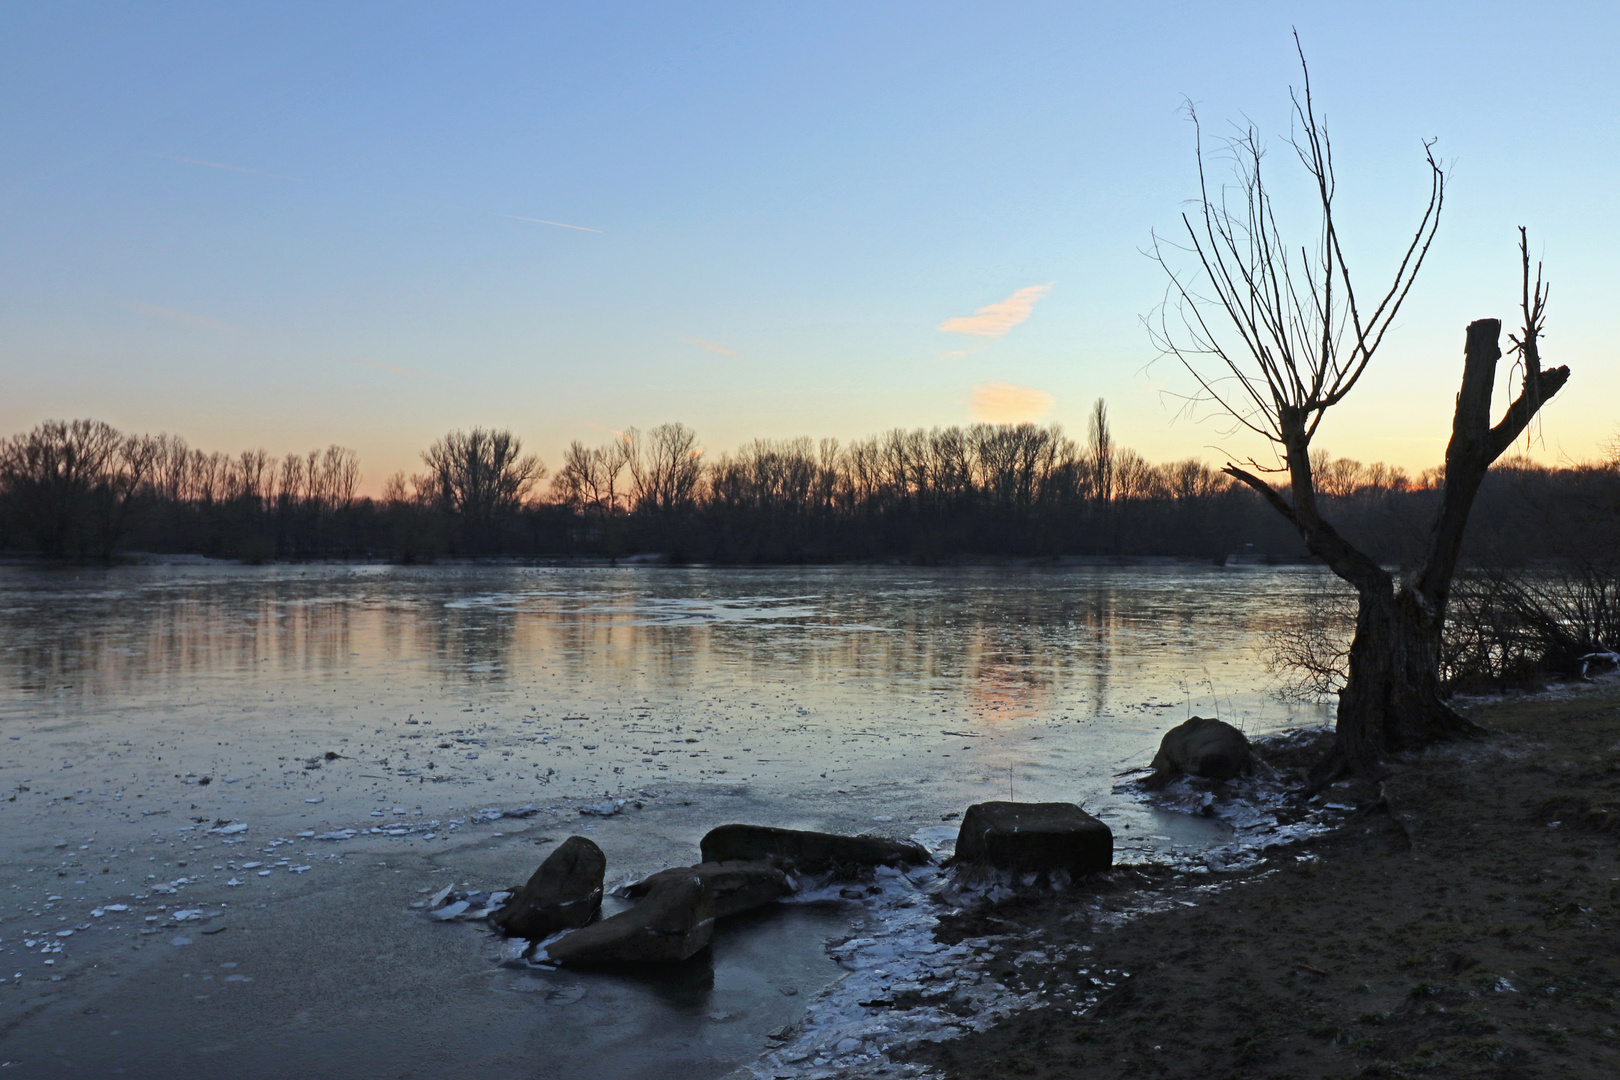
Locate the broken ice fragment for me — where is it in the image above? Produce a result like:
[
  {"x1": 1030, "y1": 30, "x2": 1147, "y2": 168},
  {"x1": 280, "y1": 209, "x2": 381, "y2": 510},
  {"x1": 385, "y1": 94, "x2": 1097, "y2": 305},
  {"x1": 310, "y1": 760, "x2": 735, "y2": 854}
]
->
[
  {"x1": 431, "y1": 901, "x2": 469, "y2": 921},
  {"x1": 208, "y1": 823, "x2": 249, "y2": 836}
]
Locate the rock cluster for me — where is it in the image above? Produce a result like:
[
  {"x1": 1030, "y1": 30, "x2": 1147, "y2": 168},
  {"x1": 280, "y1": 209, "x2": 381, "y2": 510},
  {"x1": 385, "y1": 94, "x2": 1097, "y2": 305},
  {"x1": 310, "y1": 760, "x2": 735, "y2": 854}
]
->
[
  {"x1": 541, "y1": 872, "x2": 716, "y2": 966},
  {"x1": 463, "y1": 712, "x2": 1275, "y2": 967}
]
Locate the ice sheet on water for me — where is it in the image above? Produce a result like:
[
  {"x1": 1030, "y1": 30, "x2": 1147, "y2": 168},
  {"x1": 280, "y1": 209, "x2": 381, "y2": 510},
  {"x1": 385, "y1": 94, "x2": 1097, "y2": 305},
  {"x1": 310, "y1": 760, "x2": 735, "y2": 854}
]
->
[
  {"x1": 908, "y1": 826, "x2": 957, "y2": 862},
  {"x1": 1113, "y1": 728, "x2": 1349, "y2": 873},
  {"x1": 753, "y1": 868, "x2": 1053, "y2": 1080},
  {"x1": 427, "y1": 888, "x2": 511, "y2": 922},
  {"x1": 472, "y1": 804, "x2": 541, "y2": 823}
]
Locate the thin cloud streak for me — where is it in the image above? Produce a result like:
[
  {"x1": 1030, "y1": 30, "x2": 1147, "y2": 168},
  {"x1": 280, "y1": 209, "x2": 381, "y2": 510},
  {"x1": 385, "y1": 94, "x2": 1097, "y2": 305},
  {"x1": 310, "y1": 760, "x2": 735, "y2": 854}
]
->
[
  {"x1": 123, "y1": 299, "x2": 242, "y2": 332},
  {"x1": 497, "y1": 213, "x2": 603, "y2": 233},
  {"x1": 970, "y1": 382, "x2": 1055, "y2": 424},
  {"x1": 149, "y1": 153, "x2": 303, "y2": 182},
  {"x1": 683, "y1": 337, "x2": 740, "y2": 358},
  {"x1": 939, "y1": 283, "x2": 1054, "y2": 338}
]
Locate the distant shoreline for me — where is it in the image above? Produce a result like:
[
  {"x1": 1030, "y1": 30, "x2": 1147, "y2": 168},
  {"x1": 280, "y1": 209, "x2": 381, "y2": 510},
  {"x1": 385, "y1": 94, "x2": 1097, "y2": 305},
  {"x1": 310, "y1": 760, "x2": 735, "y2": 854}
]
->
[{"x1": 0, "y1": 550, "x2": 1331, "y2": 570}]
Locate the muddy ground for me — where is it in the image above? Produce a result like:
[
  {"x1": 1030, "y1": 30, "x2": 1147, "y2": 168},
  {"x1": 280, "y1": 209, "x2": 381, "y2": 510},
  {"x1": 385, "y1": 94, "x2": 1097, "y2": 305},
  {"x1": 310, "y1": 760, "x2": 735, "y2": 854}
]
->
[{"x1": 906, "y1": 685, "x2": 1620, "y2": 1080}]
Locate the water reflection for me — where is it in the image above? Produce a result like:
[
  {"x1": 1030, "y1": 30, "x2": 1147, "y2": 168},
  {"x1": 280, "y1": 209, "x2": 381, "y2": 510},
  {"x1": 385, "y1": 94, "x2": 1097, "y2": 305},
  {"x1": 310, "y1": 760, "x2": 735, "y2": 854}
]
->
[{"x1": 0, "y1": 564, "x2": 1335, "y2": 738}]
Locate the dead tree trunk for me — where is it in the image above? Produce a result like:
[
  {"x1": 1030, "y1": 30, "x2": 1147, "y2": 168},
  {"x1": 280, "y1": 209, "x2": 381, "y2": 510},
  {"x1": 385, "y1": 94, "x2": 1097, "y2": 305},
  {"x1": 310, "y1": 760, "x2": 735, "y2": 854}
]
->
[{"x1": 1229, "y1": 316, "x2": 1569, "y2": 772}]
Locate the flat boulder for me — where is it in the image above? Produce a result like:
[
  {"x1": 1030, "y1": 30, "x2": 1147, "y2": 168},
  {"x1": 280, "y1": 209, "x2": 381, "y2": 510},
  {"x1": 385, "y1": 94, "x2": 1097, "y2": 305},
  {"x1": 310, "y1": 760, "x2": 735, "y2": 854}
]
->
[
  {"x1": 490, "y1": 835, "x2": 605, "y2": 939},
  {"x1": 954, "y1": 801, "x2": 1113, "y2": 876},
  {"x1": 699, "y1": 824, "x2": 931, "y2": 876},
  {"x1": 541, "y1": 872, "x2": 715, "y2": 966},
  {"x1": 624, "y1": 861, "x2": 791, "y2": 920},
  {"x1": 1150, "y1": 716, "x2": 1253, "y2": 784}
]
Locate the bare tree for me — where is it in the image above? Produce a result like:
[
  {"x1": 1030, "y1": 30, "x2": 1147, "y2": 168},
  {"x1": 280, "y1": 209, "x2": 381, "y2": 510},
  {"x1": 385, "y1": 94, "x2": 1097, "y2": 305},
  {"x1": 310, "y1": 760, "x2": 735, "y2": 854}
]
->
[
  {"x1": 1087, "y1": 398, "x2": 1114, "y2": 506},
  {"x1": 552, "y1": 438, "x2": 631, "y2": 517},
  {"x1": 422, "y1": 428, "x2": 545, "y2": 552},
  {"x1": 628, "y1": 423, "x2": 702, "y2": 516},
  {"x1": 1151, "y1": 40, "x2": 1570, "y2": 771},
  {"x1": 0, "y1": 419, "x2": 151, "y2": 558}
]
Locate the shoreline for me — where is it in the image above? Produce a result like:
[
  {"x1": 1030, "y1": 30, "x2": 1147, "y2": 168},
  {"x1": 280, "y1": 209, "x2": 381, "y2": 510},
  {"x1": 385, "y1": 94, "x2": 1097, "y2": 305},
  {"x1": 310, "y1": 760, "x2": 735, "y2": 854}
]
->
[{"x1": 904, "y1": 681, "x2": 1620, "y2": 1079}]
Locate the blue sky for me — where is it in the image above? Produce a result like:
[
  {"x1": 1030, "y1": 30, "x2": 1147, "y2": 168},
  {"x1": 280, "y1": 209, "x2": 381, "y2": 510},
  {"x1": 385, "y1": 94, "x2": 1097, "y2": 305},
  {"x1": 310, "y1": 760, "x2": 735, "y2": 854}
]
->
[{"x1": 2, "y1": 1, "x2": 1615, "y2": 489}]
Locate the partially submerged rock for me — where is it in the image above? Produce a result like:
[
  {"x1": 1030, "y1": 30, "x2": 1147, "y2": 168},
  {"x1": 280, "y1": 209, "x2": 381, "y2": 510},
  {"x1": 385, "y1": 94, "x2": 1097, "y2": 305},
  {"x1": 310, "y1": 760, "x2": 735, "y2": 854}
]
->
[
  {"x1": 699, "y1": 824, "x2": 931, "y2": 876},
  {"x1": 1149, "y1": 716, "x2": 1253, "y2": 785},
  {"x1": 491, "y1": 835, "x2": 605, "y2": 939},
  {"x1": 623, "y1": 861, "x2": 792, "y2": 919},
  {"x1": 954, "y1": 801, "x2": 1113, "y2": 876},
  {"x1": 542, "y1": 872, "x2": 715, "y2": 966}
]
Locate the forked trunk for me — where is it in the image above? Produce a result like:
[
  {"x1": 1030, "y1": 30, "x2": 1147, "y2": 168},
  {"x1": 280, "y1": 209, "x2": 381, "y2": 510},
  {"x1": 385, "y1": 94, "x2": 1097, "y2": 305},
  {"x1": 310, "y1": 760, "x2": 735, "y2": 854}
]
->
[
  {"x1": 1229, "y1": 316, "x2": 1570, "y2": 778},
  {"x1": 1334, "y1": 582, "x2": 1474, "y2": 770},
  {"x1": 1326, "y1": 318, "x2": 1568, "y2": 773}
]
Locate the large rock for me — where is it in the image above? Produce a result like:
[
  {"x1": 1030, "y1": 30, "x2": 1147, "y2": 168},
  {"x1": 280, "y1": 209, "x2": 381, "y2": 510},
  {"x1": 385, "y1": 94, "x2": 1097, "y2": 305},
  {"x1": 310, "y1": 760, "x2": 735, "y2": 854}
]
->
[
  {"x1": 541, "y1": 872, "x2": 715, "y2": 966},
  {"x1": 699, "y1": 824, "x2": 931, "y2": 876},
  {"x1": 490, "y1": 835, "x2": 605, "y2": 939},
  {"x1": 1150, "y1": 716, "x2": 1253, "y2": 783},
  {"x1": 954, "y1": 801, "x2": 1113, "y2": 876},
  {"x1": 623, "y1": 861, "x2": 791, "y2": 919}
]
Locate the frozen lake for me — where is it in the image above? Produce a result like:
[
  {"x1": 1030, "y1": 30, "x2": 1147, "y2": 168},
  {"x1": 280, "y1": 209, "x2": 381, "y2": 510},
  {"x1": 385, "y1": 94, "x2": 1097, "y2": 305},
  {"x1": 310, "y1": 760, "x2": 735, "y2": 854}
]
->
[{"x1": 0, "y1": 562, "x2": 1334, "y2": 1078}]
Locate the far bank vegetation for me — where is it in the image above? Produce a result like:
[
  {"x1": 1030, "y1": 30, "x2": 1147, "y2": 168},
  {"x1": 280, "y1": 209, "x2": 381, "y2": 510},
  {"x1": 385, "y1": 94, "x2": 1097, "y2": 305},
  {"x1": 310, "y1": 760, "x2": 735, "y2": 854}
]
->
[{"x1": 1, "y1": 413, "x2": 1614, "y2": 691}]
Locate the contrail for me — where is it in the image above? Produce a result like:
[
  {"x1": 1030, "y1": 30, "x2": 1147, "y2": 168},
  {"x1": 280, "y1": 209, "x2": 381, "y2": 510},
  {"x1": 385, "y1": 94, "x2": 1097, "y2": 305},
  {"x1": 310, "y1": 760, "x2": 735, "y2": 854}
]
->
[
  {"x1": 149, "y1": 153, "x2": 303, "y2": 182},
  {"x1": 497, "y1": 214, "x2": 603, "y2": 233}
]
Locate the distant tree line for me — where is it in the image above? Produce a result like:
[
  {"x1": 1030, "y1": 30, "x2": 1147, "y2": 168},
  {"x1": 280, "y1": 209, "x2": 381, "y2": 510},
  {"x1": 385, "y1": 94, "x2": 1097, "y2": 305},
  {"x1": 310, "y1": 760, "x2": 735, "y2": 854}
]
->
[{"x1": 0, "y1": 410, "x2": 1613, "y2": 578}]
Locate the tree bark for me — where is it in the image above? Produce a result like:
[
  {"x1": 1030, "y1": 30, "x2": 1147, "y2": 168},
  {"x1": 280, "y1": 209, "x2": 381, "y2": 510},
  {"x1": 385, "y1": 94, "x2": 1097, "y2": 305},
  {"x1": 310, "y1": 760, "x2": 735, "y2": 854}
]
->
[
  {"x1": 1228, "y1": 318, "x2": 1571, "y2": 775},
  {"x1": 1335, "y1": 320, "x2": 1569, "y2": 770}
]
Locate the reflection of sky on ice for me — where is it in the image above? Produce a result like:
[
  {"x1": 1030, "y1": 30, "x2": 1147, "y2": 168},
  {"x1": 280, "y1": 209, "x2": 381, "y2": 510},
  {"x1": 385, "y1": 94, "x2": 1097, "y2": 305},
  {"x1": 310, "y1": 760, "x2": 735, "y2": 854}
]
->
[
  {"x1": 0, "y1": 562, "x2": 1342, "y2": 1079},
  {"x1": 0, "y1": 561, "x2": 1337, "y2": 861}
]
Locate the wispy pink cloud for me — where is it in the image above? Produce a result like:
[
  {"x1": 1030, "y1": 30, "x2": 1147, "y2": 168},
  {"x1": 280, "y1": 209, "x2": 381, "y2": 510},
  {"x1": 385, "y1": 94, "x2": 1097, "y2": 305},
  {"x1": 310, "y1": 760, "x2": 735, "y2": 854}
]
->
[
  {"x1": 939, "y1": 284, "x2": 1054, "y2": 338},
  {"x1": 149, "y1": 153, "x2": 303, "y2": 182},
  {"x1": 497, "y1": 213, "x2": 603, "y2": 233},
  {"x1": 683, "y1": 337, "x2": 740, "y2": 358},
  {"x1": 123, "y1": 299, "x2": 241, "y2": 332},
  {"x1": 581, "y1": 421, "x2": 634, "y2": 443},
  {"x1": 970, "y1": 382, "x2": 1055, "y2": 424}
]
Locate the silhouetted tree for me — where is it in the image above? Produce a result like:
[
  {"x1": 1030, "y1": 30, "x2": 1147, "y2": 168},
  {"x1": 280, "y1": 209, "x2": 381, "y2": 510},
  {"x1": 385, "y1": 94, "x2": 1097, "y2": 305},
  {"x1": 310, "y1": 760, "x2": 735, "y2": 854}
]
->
[
  {"x1": 1087, "y1": 398, "x2": 1114, "y2": 508},
  {"x1": 1151, "y1": 42, "x2": 1569, "y2": 772},
  {"x1": 0, "y1": 419, "x2": 150, "y2": 559},
  {"x1": 628, "y1": 423, "x2": 702, "y2": 517},
  {"x1": 422, "y1": 428, "x2": 544, "y2": 553}
]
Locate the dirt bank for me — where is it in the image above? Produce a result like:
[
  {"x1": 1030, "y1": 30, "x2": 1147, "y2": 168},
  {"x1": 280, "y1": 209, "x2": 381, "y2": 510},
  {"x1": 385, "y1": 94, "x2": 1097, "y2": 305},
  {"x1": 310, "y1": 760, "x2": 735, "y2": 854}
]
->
[{"x1": 906, "y1": 685, "x2": 1620, "y2": 1079}]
